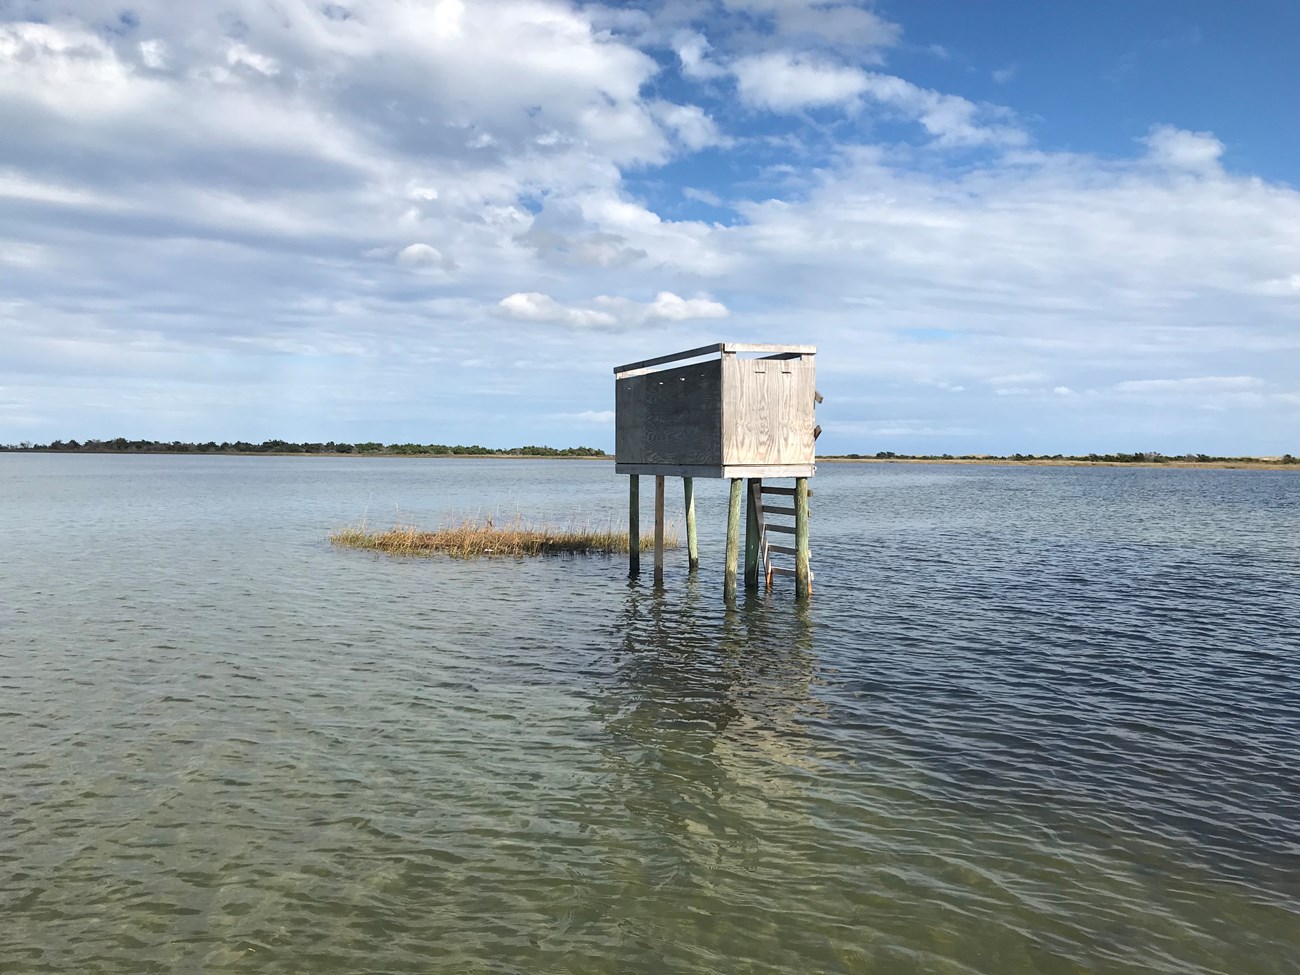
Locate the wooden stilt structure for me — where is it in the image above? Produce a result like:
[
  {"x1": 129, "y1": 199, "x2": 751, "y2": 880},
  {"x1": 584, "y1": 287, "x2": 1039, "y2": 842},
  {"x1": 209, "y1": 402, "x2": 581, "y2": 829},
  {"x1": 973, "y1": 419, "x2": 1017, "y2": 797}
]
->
[
  {"x1": 683, "y1": 476, "x2": 698, "y2": 571},
  {"x1": 794, "y1": 477, "x2": 812, "y2": 600},
  {"x1": 612, "y1": 343, "x2": 820, "y2": 601},
  {"x1": 628, "y1": 474, "x2": 640, "y2": 578},
  {"x1": 654, "y1": 474, "x2": 665, "y2": 586},
  {"x1": 724, "y1": 478, "x2": 742, "y2": 601},
  {"x1": 744, "y1": 478, "x2": 762, "y2": 591}
]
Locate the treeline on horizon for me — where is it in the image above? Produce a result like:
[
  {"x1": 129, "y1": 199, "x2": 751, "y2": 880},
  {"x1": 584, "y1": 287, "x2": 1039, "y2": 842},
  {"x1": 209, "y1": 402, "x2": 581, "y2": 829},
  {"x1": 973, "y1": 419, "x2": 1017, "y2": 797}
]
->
[
  {"x1": 831, "y1": 450, "x2": 1298, "y2": 464},
  {"x1": 0, "y1": 438, "x2": 606, "y2": 457},
  {"x1": 3, "y1": 442, "x2": 1294, "y2": 464}
]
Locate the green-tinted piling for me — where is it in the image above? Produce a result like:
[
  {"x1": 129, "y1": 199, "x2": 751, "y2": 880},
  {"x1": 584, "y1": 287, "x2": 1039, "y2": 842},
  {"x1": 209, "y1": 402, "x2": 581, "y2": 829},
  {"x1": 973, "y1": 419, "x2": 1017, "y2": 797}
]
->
[
  {"x1": 628, "y1": 474, "x2": 640, "y2": 577},
  {"x1": 795, "y1": 476, "x2": 812, "y2": 600},
  {"x1": 724, "y1": 477, "x2": 743, "y2": 601},
  {"x1": 744, "y1": 477, "x2": 762, "y2": 590},
  {"x1": 683, "y1": 476, "x2": 699, "y2": 571},
  {"x1": 654, "y1": 475, "x2": 665, "y2": 586}
]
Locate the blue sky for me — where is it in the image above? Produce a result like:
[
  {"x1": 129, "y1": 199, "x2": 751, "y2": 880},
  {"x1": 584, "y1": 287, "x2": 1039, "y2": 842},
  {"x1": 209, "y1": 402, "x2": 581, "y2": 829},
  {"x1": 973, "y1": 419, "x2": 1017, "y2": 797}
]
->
[{"x1": 1, "y1": 0, "x2": 1297, "y2": 454}]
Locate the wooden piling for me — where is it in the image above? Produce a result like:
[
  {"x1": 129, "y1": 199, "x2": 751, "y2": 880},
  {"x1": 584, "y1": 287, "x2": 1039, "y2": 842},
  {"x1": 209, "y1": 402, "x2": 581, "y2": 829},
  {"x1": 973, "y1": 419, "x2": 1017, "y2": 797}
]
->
[
  {"x1": 724, "y1": 477, "x2": 742, "y2": 601},
  {"x1": 744, "y1": 478, "x2": 762, "y2": 590},
  {"x1": 794, "y1": 476, "x2": 812, "y2": 600},
  {"x1": 628, "y1": 474, "x2": 640, "y2": 577},
  {"x1": 654, "y1": 475, "x2": 665, "y2": 586},
  {"x1": 683, "y1": 476, "x2": 699, "y2": 571}
]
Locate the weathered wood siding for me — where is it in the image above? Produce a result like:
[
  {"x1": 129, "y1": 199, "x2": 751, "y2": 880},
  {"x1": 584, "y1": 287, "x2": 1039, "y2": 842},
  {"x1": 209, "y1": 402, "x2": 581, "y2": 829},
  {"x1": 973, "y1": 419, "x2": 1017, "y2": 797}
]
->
[
  {"x1": 615, "y1": 360, "x2": 722, "y2": 466},
  {"x1": 720, "y1": 354, "x2": 815, "y2": 467}
]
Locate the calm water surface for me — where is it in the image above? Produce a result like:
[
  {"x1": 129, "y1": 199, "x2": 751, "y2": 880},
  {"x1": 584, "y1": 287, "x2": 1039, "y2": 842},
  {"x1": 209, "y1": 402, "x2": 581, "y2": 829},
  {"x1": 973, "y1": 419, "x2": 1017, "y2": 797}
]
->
[{"x1": 2, "y1": 455, "x2": 1298, "y2": 973}]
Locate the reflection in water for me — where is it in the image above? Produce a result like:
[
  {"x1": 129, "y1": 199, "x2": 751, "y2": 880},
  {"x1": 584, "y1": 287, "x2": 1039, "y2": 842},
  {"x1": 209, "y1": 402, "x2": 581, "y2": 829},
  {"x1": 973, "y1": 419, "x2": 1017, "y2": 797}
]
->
[
  {"x1": 581, "y1": 584, "x2": 863, "y2": 970},
  {"x1": 606, "y1": 579, "x2": 820, "y2": 789}
]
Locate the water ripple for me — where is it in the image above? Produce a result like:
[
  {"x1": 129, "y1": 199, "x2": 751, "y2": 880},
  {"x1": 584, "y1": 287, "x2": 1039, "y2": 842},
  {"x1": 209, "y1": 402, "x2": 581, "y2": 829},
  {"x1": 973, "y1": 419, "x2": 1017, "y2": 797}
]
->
[{"x1": 1, "y1": 456, "x2": 1297, "y2": 973}]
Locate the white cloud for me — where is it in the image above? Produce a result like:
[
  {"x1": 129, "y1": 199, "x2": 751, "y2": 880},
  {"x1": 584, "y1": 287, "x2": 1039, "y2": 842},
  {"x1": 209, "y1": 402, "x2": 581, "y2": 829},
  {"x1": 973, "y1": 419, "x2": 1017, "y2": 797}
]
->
[
  {"x1": 226, "y1": 43, "x2": 279, "y2": 77},
  {"x1": 649, "y1": 101, "x2": 728, "y2": 151},
  {"x1": 139, "y1": 39, "x2": 168, "y2": 70},
  {"x1": 1254, "y1": 274, "x2": 1300, "y2": 296},
  {"x1": 396, "y1": 243, "x2": 450, "y2": 271},
  {"x1": 499, "y1": 291, "x2": 728, "y2": 329},
  {"x1": 675, "y1": 32, "x2": 726, "y2": 80},
  {"x1": 1114, "y1": 376, "x2": 1265, "y2": 394},
  {"x1": 774, "y1": 3, "x2": 900, "y2": 50},
  {"x1": 733, "y1": 52, "x2": 868, "y2": 111},
  {"x1": 498, "y1": 293, "x2": 619, "y2": 329},
  {"x1": 683, "y1": 187, "x2": 724, "y2": 207},
  {"x1": 729, "y1": 52, "x2": 1026, "y2": 146},
  {"x1": 857, "y1": 73, "x2": 1027, "y2": 146},
  {"x1": 0, "y1": 242, "x2": 48, "y2": 268},
  {"x1": 1143, "y1": 125, "x2": 1224, "y2": 173},
  {"x1": 617, "y1": 291, "x2": 730, "y2": 322}
]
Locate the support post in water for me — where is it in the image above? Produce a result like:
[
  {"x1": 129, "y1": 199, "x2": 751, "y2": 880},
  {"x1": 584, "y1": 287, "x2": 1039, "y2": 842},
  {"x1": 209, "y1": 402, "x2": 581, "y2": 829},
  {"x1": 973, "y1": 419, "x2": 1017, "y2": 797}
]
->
[
  {"x1": 654, "y1": 475, "x2": 665, "y2": 586},
  {"x1": 795, "y1": 476, "x2": 812, "y2": 600},
  {"x1": 628, "y1": 474, "x2": 640, "y2": 578},
  {"x1": 683, "y1": 476, "x2": 699, "y2": 571},
  {"x1": 744, "y1": 477, "x2": 762, "y2": 590},
  {"x1": 724, "y1": 477, "x2": 743, "y2": 601}
]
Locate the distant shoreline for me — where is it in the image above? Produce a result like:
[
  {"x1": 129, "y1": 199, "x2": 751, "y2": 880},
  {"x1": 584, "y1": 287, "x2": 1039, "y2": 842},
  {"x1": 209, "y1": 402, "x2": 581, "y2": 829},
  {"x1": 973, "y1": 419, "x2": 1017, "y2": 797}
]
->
[
  {"x1": 819, "y1": 456, "x2": 1297, "y2": 471},
  {"x1": 3, "y1": 449, "x2": 608, "y2": 460},
  {"x1": 6, "y1": 450, "x2": 1295, "y2": 470}
]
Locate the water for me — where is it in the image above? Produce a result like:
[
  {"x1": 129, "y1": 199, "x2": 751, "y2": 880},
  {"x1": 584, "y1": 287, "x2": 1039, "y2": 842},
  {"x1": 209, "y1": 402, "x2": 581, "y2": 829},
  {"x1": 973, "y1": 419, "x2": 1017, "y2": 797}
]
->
[{"x1": 2, "y1": 455, "x2": 1298, "y2": 974}]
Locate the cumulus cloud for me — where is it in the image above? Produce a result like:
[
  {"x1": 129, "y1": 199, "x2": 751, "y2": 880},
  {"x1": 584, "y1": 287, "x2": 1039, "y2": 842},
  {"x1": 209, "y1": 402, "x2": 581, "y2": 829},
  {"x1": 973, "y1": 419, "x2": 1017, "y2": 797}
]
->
[
  {"x1": 1143, "y1": 125, "x2": 1225, "y2": 172},
  {"x1": 856, "y1": 73, "x2": 1027, "y2": 146},
  {"x1": 734, "y1": 52, "x2": 869, "y2": 111},
  {"x1": 675, "y1": 32, "x2": 727, "y2": 80},
  {"x1": 730, "y1": 53, "x2": 1026, "y2": 146},
  {"x1": 600, "y1": 291, "x2": 730, "y2": 322},
  {"x1": 396, "y1": 243, "x2": 451, "y2": 271},
  {"x1": 649, "y1": 101, "x2": 728, "y2": 151},
  {"x1": 498, "y1": 292, "x2": 619, "y2": 329},
  {"x1": 499, "y1": 291, "x2": 728, "y2": 330}
]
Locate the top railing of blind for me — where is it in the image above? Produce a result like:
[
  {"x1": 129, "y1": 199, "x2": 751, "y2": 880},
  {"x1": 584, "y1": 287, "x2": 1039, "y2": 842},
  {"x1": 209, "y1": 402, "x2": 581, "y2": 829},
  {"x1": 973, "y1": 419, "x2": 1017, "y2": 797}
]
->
[{"x1": 614, "y1": 343, "x2": 815, "y2": 378}]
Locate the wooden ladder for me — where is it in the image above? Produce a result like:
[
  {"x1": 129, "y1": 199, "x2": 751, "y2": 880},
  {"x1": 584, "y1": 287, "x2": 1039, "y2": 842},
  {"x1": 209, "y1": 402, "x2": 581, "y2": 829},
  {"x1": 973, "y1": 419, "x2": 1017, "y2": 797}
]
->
[{"x1": 753, "y1": 482, "x2": 812, "y2": 590}]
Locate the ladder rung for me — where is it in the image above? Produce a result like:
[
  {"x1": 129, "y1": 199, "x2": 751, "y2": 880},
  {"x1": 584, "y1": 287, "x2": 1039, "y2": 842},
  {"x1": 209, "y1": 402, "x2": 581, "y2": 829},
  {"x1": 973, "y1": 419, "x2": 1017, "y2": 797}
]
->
[
  {"x1": 767, "y1": 524, "x2": 796, "y2": 534},
  {"x1": 761, "y1": 504, "x2": 796, "y2": 516},
  {"x1": 760, "y1": 486, "x2": 813, "y2": 497},
  {"x1": 770, "y1": 567, "x2": 813, "y2": 579},
  {"x1": 767, "y1": 543, "x2": 809, "y2": 556}
]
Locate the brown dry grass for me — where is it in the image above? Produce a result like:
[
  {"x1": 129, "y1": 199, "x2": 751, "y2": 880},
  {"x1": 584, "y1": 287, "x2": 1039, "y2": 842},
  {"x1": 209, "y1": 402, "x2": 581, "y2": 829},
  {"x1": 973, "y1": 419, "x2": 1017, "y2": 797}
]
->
[{"x1": 330, "y1": 514, "x2": 678, "y2": 558}]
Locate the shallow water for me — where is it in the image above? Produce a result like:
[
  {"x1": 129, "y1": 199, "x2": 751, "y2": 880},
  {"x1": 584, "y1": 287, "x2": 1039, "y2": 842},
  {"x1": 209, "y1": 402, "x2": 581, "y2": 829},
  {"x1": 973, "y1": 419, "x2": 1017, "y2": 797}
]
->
[{"x1": 2, "y1": 455, "x2": 1298, "y2": 973}]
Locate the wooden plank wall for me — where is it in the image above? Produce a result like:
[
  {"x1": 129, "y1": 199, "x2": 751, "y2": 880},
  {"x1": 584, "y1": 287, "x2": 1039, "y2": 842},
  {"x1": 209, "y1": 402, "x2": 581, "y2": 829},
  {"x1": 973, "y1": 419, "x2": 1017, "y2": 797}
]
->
[
  {"x1": 720, "y1": 354, "x2": 815, "y2": 467},
  {"x1": 615, "y1": 360, "x2": 723, "y2": 467}
]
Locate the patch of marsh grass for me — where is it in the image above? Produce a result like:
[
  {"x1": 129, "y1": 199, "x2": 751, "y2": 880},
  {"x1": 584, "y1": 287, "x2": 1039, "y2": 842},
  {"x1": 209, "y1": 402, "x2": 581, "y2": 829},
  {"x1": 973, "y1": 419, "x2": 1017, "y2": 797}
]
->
[{"x1": 330, "y1": 514, "x2": 679, "y2": 558}]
